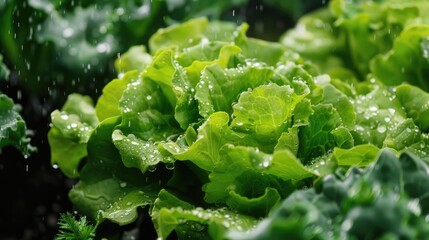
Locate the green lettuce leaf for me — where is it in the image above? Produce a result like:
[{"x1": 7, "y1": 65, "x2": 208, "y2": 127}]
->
[
  {"x1": 177, "y1": 41, "x2": 230, "y2": 67},
  {"x1": 69, "y1": 116, "x2": 162, "y2": 225},
  {"x1": 114, "y1": 46, "x2": 152, "y2": 73},
  {"x1": 280, "y1": 8, "x2": 344, "y2": 73},
  {"x1": 112, "y1": 129, "x2": 172, "y2": 173},
  {"x1": 320, "y1": 80, "x2": 356, "y2": 127},
  {"x1": 170, "y1": 58, "x2": 201, "y2": 130},
  {"x1": 331, "y1": 127, "x2": 354, "y2": 149},
  {"x1": 396, "y1": 84, "x2": 429, "y2": 131},
  {"x1": 384, "y1": 119, "x2": 422, "y2": 151},
  {"x1": 95, "y1": 71, "x2": 136, "y2": 122},
  {"x1": 183, "y1": 44, "x2": 241, "y2": 86},
  {"x1": 229, "y1": 149, "x2": 429, "y2": 239},
  {"x1": 371, "y1": 25, "x2": 429, "y2": 91},
  {"x1": 230, "y1": 83, "x2": 308, "y2": 150},
  {"x1": 274, "y1": 127, "x2": 299, "y2": 155},
  {"x1": 0, "y1": 94, "x2": 35, "y2": 156},
  {"x1": 203, "y1": 145, "x2": 311, "y2": 208},
  {"x1": 228, "y1": 189, "x2": 332, "y2": 240},
  {"x1": 149, "y1": 17, "x2": 209, "y2": 54},
  {"x1": 298, "y1": 104, "x2": 342, "y2": 163},
  {"x1": 265, "y1": 149, "x2": 315, "y2": 181},
  {"x1": 348, "y1": 84, "x2": 429, "y2": 161},
  {"x1": 330, "y1": 0, "x2": 429, "y2": 77},
  {"x1": 333, "y1": 144, "x2": 380, "y2": 167},
  {"x1": 48, "y1": 94, "x2": 98, "y2": 178},
  {"x1": 151, "y1": 189, "x2": 257, "y2": 240},
  {"x1": 117, "y1": 59, "x2": 177, "y2": 141},
  {"x1": 195, "y1": 62, "x2": 274, "y2": 118},
  {"x1": 226, "y1": 187, "x2": 281, "y2": 218},
  {"x1": 272, "y1": 62, "x2": 323, "y2": 103},
  {"x1": 233, "y1": 23, "x2": 286, "y2": 66},
  {"x1": 161, "y1": 112, "x2": 231, "y2": 171},
  {"x1": 351, "y1": 85, "x2": 407, "y2": 147},
  {"x1": 117, "y1": 48, "x2": 198, "y2": 132}
]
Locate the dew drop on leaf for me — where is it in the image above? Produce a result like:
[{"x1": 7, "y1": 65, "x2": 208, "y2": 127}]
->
[
  {"x1": 165, "y1": 162, "x2": 175, "y2": 170},
  {"x1": 148, "y1": 165, "x2": 157, "y2": 172},
  {"x1": 377, "y1": 125, "x2": 386, "y2": 133}
]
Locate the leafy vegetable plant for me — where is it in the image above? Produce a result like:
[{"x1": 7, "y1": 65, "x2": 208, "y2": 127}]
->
[
  {"x1": 0, "y1": 55, "x2": 35, "y2": 156},
  {"x1": 229, "y1": 150, "x2": 429, "y2": 239},
  {"x1": 50, "y1": 0, "x2": 429, "y2": 239}
]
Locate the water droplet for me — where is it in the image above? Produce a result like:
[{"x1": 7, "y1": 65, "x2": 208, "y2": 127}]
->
[
  {"x1": 407, "y1": 199, "x2": 421, "y2": 215},
  {"x1": 377, "y1": 125, "x2": 386, "y2": 133},
  {"x1": 112, "y1": 130, "x2": 124, "y2": 141},
  {"x1": 423, "y1": 49, "x2": 429, "y2": 59},
  {"x1": 262, "y1": 160, "x2": 270, "y2": 168},
  {"x1": 96, "y1": 43, "x2": 111, "y2": 53},
  {"x1": 116, "y1": 7, "x2": 125, "y2": 15},
  {"x1": 137, "y1": 5, "x2": 150, "y2": 16},
  {"x1": 62, "y1": 27, "x2": 74, "y2": 38},
  {"x1": 165, "y1": 163, "x2": 175, "y2": 170},
  {"x1": 369, "y1": 105, "x2": 378, "y2": 111},
  {"x1": 342, "y1": 219, "x2": 352, "y2": 231},
  {"x1": 17, "y1": 90, "x2": 22, "y2": 100}
]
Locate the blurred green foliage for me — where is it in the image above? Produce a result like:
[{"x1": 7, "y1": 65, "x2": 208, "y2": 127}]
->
[{"x1": 0, "y1": 0, "x2": 325, "y2": 98}]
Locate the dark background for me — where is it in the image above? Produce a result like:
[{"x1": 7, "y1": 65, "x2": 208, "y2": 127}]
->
[{"x1": 0, "y1": 1, "x2": 327, "y2": 239}]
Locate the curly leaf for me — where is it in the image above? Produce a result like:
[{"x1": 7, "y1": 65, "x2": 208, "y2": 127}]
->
[
  {"x1": 151, "y1": 189, "x2": 257, "y2": 240},
  {"x1": 69, "y1": 117, "x2": 161, "y2": 225},
  {"x1": 231, "y1": 83, "x2": 308, "y2": 148},
  {"x1": 195, "y1": 63, "x2": 274, "y2": 118},
  {"x1": 0, "y1": 94, "x2": 35, "y2": 156}
]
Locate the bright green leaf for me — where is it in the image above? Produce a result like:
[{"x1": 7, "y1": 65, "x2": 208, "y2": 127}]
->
[
  {"x1": 49, "y1": 94, "x2": 98, "y2": 177},
  {"x1": 195, "y1": 63, "x2": 274, "y2": 118},
  {"x1": 69, "y1": 117, "x2": 162, "y2": 225},
  {"x1": 231, "y1": 83, "x2": 308, "y2": 148},
  {"x1": 96, "y1": 71, "x2": 137, "y2": 122},
  {"x1": 115, "y1": 46, "x2": 152, "y2": 73},
  {"x1": 396, "y1": 84, "x2": 429, "y2": 131},
  {"x1": 333, "y1": 144, "x2": 380, "y2": 167}
]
